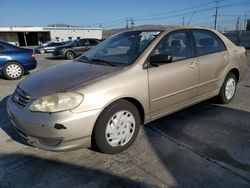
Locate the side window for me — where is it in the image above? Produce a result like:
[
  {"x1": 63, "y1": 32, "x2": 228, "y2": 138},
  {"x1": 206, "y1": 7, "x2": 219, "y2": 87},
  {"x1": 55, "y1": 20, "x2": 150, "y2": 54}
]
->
[
  {"x1": 192, "y1": 30, "x2": 226, "y2": 56},
  {"x1": 89, "y1": 39, "x2": 98, "y2": 46},
  {"x1": 0, "y1": 45, "x2": 5, "y2": 52},
  {"x1": 153, "y1": 31, "x2": 193, "y2": 61},
  {"x1": 78, "y1": 39, "x2": 88, "y2": 46}
]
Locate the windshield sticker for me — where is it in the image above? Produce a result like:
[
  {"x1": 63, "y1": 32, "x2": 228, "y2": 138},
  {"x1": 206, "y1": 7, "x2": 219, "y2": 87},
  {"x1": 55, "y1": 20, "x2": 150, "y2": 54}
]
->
[{"x1": 140, "y1": 31, "x2": 160, "y2": 37}]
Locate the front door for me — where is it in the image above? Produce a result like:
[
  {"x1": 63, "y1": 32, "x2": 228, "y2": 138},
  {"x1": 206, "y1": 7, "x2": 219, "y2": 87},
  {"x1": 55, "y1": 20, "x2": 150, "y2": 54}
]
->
[{"x1": 148, "y1": 30, "x2": 199, "y2": 120}]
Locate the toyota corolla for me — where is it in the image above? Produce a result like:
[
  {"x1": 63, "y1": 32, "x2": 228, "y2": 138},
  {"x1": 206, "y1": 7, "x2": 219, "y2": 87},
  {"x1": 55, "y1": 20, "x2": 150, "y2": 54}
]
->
[{"x1": 7, "y1": 26, "x2": 247, "y2": 154}]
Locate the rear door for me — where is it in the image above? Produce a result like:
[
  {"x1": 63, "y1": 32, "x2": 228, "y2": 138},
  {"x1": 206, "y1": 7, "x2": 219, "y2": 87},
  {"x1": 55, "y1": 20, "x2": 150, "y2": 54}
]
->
[
  {"x1": 74, "y1": 39, "x2": 89, "y2": 56},
  {"x1": 148, "y1": 30, "x2": 199, "y2": 120},
  {"x1": 191, "y1": 30, "x2": 229, "y2": 95}
]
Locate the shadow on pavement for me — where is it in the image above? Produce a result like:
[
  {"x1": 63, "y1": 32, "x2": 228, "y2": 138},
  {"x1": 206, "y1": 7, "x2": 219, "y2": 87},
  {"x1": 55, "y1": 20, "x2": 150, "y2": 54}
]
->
[
  {"x1": 0, "y1": 153, "x2": 151, "y2": 188},
  {"x1": 144, "y1": 102, "x2": 250, "y2": 186},
  {"x1": 45, "y1": 56, "x2": 66, "y2": 60},
  {"x1": 0, "y1": 96, "x2": 27, "y2": 145}
]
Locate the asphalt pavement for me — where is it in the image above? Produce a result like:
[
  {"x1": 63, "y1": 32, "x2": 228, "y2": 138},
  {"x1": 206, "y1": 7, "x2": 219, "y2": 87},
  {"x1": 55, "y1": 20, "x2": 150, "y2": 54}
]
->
[{"x1": 0, "y1": 52, "x2": 250, "y2": 188}]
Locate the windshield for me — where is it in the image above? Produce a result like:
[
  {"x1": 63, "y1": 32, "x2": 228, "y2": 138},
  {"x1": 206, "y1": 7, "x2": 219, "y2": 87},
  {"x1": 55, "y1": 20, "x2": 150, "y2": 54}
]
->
[
  {"x1": 81, "y1": 31, "x2": 161, "y2": 66},
  {"x1": 67, "y1": 39, "x2": 78, "y2": 46}
]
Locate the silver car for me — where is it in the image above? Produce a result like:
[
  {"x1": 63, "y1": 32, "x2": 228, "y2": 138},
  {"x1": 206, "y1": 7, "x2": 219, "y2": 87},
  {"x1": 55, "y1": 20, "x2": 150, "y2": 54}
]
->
[{"x1": 7, "y1": 26, "x2": 247, "y2": 154}]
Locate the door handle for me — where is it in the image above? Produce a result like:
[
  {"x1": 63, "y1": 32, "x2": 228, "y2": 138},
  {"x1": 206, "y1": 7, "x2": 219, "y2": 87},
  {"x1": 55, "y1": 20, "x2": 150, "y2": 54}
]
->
[{"x1": 189, "y1": 62, "x2": 199, "y2": 69}]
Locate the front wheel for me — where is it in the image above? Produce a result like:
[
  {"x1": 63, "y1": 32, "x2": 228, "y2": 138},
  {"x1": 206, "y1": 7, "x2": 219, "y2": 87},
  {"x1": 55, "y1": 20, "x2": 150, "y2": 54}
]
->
[
  {"x1": 217, "y1": 72, "x2": 237, "y2": 104},
  {"x1": 39, "y1": 49, "x2": 45, "y2": 54},
  {"x1": 92, "y1": 100, "x2": 141, "y2": 154}
]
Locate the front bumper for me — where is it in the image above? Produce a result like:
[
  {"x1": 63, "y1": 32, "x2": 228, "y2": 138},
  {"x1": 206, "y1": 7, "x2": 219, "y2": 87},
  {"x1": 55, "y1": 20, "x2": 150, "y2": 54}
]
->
[{"x1": 6, "y1": 96, "x2": 101, "y2": 151}]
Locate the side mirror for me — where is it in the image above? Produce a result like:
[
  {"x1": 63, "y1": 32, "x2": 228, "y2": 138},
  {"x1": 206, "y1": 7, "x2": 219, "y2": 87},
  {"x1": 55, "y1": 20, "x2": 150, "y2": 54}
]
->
[{"x1": 149, "y1": 54, "x2": 173, "y2": 66}]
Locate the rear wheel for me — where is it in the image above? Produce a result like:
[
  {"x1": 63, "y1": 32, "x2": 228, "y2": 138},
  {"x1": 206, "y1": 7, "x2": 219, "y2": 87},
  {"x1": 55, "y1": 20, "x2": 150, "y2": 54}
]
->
[
  {"x1": 3, "y1": 62, "x2": 24, "y2": 80},
  {"x1": 65, "y1": 51, "x2": 75, "y2": 59},
  {"x1": 92, "y1": 100, "x2": 141, "y2": 154},
  {"x1": 217, "y1": 72, "x2": 237, "y2": 104}
]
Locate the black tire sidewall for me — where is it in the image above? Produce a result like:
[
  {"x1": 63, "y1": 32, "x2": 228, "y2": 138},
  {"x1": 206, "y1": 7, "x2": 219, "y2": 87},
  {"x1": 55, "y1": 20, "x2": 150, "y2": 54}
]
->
[
  {"x1": 93, "y1": 100, "x2": 141, "y2": 154},
  {"x1": 3, "y1": 62, "x2": 24, "y2": 80},
  {"x1": 218, "y1": 72, "x2": 237, "y2": 104}
]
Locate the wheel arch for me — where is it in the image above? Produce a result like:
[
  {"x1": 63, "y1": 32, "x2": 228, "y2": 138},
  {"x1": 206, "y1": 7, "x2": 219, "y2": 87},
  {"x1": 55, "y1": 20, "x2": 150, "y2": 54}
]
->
[
  {"x1": 94, "y1": 97, "x2": 146, "y2": 127},
  {"x1": 64, "y1": 49, "x2": 75, "y2": 57},
  {"x1": 121, "y1": 97, "x2": 145, "y2": 125},
  {"x1": 2, "y1": 60, "x2": 24, "y2": 72},
  {"x1": 228, "y1": 68, "x2": 239, "y2": 82}
]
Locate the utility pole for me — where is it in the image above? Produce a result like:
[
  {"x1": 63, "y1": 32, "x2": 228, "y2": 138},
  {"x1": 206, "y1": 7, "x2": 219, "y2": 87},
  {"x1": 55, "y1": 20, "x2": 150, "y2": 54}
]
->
[
  {"x1": 214, "y1": 0, "x2": 219, "y2": 30},
  {"x1": 244, "y1": 14, "x2": 247, "y2": 30},
  {"x1": 182, "y1": 17, "x2": 185, "y2": 26},
  {"x1": 126, "y1": 17, "x2": 129, "y2": 30},
  {"x1": 244, "y1": 11, "x2": 250, "y2": 30},
  {"x1": 130, "y1": 17, "x2": 135, "y2": 29},
  {"x1": 236, "y1": 17, "x2": 240, "y2": 31}
]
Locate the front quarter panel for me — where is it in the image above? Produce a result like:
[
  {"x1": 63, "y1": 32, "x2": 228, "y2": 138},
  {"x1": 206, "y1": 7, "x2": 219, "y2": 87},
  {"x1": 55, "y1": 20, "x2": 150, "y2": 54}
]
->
[{"x1": 71, "y1": 63, "x2": 150, "y2": 122}]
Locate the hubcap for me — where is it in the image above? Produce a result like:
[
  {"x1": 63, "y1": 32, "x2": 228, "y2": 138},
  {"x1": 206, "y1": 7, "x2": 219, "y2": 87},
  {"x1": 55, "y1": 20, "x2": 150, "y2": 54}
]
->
[
  {"x1": 67, "y1": 52, "x2": 74, "y2": 59},
  {"x1": 225, "y1": 78, "x2": 236, "y2": 100},
  {"x1": 105, "y1": 110, "x2": 135, "y2": 147},
  {"x1": 6, "y1": 64, "x2": 22, "y2": 78}
]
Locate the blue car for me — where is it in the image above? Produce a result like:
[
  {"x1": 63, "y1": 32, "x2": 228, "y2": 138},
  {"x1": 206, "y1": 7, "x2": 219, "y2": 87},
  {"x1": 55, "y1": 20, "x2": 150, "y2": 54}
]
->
[{"x1": 0, "y1": 41, "x2": 37, "y2": 80}]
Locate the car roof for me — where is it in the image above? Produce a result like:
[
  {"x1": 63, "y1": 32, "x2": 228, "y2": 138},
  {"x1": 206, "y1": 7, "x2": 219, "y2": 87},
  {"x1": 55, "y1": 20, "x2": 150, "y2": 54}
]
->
[{"x1": 121, "y1": 26, "x2": 216, "y2": 33}]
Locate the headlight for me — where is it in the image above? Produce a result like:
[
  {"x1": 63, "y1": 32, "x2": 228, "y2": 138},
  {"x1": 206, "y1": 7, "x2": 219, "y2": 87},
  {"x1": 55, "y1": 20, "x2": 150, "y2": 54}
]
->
[{"x1": 29, "y1": 92, "x2": 83, "y2": 113}]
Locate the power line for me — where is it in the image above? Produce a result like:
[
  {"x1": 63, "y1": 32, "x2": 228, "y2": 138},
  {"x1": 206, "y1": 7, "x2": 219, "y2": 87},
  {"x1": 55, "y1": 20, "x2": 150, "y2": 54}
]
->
[
  {"x1": 135, "y1": 7, "x2": 215, "y2": 22},
  {"x1": 134, "y1": 1, "x2": 215, "y2": 19},
  {"x1": 89, "y1": 1, "x2": 250, "y2": 29}
]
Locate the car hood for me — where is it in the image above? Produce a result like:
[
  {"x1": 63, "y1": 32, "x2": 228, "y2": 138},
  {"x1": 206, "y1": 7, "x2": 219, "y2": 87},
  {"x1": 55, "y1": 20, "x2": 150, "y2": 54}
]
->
[
  {"x1": 34, "y1": 46, "x2": 43, "y2": 50},
  {"x1": 19, "y1": 61, "x2": 122, "y2": 99},
  {"x1": 56, "y1": 44, "x2": 71, "y2": 49}
]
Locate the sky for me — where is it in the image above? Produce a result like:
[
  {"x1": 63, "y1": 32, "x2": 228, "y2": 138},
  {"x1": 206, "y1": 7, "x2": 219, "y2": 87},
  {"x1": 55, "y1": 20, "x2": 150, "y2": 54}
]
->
[{"x1": 0, "y1": 0, "x2": 250, "y2": 31}]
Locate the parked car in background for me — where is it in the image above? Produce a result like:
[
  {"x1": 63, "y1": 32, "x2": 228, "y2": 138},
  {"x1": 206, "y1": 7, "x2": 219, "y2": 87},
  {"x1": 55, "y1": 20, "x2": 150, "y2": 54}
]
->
[
  {"x1": 0, "y1": 41, "x2": 37, "y2": 80},
  {"x1": 7, "y1": 27, "x2": 247, "y2": 154},
  {"x1": 34, "y1": 41, "x2": 64, "y2": 54},
  {"x1": 53, "y1": 38, "x2": 100, "y2": 59}
]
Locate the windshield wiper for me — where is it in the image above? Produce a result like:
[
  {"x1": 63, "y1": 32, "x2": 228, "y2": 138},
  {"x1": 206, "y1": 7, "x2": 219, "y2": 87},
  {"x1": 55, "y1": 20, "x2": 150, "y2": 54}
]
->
[{"x1": 90, "y1": 58, "x2": 116, "y2": 67}]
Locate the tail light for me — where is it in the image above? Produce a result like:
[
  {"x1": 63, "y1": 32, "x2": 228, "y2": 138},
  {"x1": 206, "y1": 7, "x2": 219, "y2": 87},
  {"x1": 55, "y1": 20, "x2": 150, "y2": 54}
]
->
[{"x1": 31, "y1": 51, "x2": 35, "y2": 58}]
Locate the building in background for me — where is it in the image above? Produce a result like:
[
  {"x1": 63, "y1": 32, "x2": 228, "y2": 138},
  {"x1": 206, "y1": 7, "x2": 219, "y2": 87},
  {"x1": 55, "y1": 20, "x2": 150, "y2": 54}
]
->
[{"x1": 0, "y1": 26, "x2": 103, "y2": 46}]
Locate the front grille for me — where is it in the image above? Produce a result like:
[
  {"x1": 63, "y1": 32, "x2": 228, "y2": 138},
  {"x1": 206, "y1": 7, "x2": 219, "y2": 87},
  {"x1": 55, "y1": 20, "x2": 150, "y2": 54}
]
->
[{"x1": 13, "y1": 87, "x2": 31, "y2": 107}]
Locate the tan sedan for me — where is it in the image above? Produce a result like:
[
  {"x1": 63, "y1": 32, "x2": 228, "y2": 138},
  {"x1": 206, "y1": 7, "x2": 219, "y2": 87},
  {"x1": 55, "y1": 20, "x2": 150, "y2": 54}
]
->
[{"x1": 7, "y1": 26, "x2": 247, "y2": 154}]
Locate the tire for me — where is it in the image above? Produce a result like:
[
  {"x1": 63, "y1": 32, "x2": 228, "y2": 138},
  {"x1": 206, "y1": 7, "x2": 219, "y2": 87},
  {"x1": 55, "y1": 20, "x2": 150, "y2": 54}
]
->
[
  {"x1": 39, "y1": 49, "x2": 45, "y2": 54},
  {"x1": 65, "y1": 51, "x2": 75, "y2": 59},
  {"x1": 217, "y1": 72, "x2": 237, "y2": 104},
  {"x1": 92, "y1": 99, "x2": 141, "y2": 154},
  {"x1": 3, "y1": 62, "x2": 24, "y2": 80}
]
